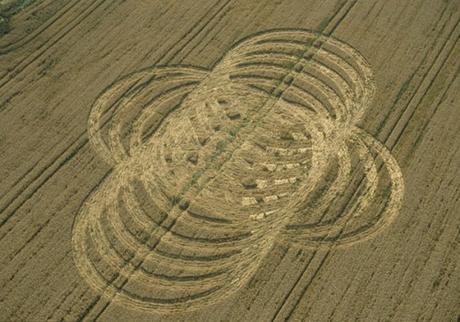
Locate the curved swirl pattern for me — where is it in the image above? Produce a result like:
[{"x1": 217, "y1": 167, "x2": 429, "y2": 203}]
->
[{"x1": 72, "y1": 29, "x2": 404, "y2": 313}]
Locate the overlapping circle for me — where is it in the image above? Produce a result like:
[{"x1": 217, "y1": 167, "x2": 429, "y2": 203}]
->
[{"x1": 72, "y1": 29, "x2": 404, "y2": 312}]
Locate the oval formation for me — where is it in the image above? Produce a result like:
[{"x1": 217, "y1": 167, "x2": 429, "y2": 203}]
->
[{"x1": 72, "y1": 29, "x2": 404, "y2": 312}]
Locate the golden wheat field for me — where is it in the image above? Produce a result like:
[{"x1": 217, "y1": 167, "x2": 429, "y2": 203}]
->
[{"x1": 0, "y1": 0, "x2": 459, "y2": 321}]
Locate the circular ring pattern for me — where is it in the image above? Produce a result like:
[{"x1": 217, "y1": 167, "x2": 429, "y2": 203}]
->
[{"x1": 72, "y1": 29, "x2": 404, "y2": 313}]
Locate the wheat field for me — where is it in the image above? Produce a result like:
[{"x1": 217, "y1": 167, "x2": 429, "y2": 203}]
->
[{"x1": 0, "y1": 1, "x2": 459, "y2": 321}]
